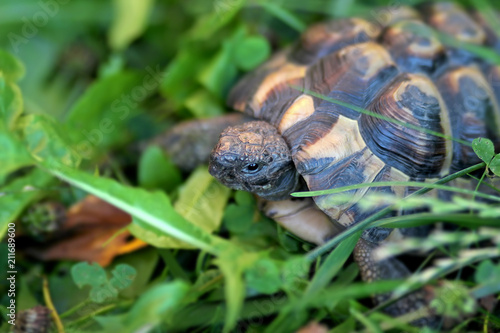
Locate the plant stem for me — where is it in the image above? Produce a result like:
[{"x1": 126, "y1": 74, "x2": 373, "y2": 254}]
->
[
  {"x1": 59, "y1": 299, "x2": 91, "y2": 319},
  {"x1": 67, "y1": 300, "x2": 133, "y2": 327},
  {"x1": 43, "y1": 276, "x2": 65, "y2": 333}
]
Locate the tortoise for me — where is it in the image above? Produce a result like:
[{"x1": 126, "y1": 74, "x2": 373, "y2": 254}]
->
[{"x1": 160, "y1": 2, "x2": 500, "y2": 324}]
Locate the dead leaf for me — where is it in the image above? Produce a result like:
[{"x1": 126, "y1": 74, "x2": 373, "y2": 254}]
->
[{"x1": 27, "y1": 195, "x2": 148, "y2": 266}]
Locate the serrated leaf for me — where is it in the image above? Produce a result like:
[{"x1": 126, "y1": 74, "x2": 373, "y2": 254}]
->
[
  {"x1": 472, "y1": 137, "x2": 495, "y2": 164},
  {"x1": 110, "y1": 264, "x2": 137, "y2": 290},
  {"x1": 245, "y1": 257, "x2": 282, "y2": 294},
  {"x1": 108, "y1": 0, "x2": 154, "y2": 51},
  {"x1": 234, "y1": 36, "x2": 271, "y2": 70},
  {"x1": 0, "y1": 50, "x2": 25, "y2": 82},
  {"x1": 138, "y1": 145, "x2": 182, "y2": 192},
  {"x1": 71, "y1": 262, "x2": 108, "y2": 289},
  {"x1": 489, "y1": 154, "x2": 500, "y2": 176}
]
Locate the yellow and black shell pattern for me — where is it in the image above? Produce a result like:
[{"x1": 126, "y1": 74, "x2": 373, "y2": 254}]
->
[{"x1": 227, "y1": 3, "x2": 500, "y2": 239}]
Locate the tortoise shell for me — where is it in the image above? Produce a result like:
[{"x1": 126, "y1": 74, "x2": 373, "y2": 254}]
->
[{"x1": 226, "y1": 3, "x2": 500, "y2": 240}]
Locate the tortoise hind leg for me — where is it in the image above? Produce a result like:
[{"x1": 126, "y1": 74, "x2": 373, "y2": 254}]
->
[{"x1": 354, "y1": 238, "x2": 439, "y2": 327}]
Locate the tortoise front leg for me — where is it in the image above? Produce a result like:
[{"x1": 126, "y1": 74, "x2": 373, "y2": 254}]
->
[{"x1": 258, "y1": 197, "x2": 345, "y2": 245}]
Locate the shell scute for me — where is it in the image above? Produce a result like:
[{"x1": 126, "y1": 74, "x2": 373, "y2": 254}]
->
[
  {"x1": 382, "y1": 20, "x2": 445, "y2": 73},
  {"x1": 291, "y1": 18, "x2": 381, "y2": 64},
  {"x1": 305, "y1": 42, "x2": 398, "y2": 120},
  {"x1": 436, "y1": 66, "x2": 500, "y2": 172},
  {"x1": 359, "y1": 73, "x2": 452, "y2": 177}
]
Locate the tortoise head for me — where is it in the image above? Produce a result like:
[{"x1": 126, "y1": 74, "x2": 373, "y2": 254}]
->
[{"x1": 209, "y1": 121, "x2": 300, "y2": 201}]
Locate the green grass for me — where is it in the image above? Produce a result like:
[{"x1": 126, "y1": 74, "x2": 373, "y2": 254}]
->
[{"x1": 1, "y1": 0, "x2": 500, "y2": 332}]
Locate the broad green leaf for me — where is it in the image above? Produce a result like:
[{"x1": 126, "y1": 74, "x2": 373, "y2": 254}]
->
[
  {"x1": 161, "y1": 49, "x2": 206, "y2": 108},
  {"x1": 188, "y1": 0, "x2": 245, "y2": 40},
  {"x1": 234, "y1": 36, "x2": 271, "y2": 71},
  {"x1": 198, "y1": 27, "x2": 245, "y2": 97},
  {"x1": 472, "y1": 137, "x2": 495, "y2": 164},
  {"x1": 124, "y1": 280, "x2": 191, "y2": 331},
  {"x1": 223, "y1": 203, "x2": 254, "y2": 234},
  {"x1": 137, "y1": 145, "x2": 182, "y2": 192},
  {"x1": 0, "y1": 122, "x2": 33, "y2": 181},
  {"x1": 490, "y1": 154, "x2": 500, "y2": 177},
  {"x1": 174, "y1": 166, "x2": 230, "y2": 234},
  {"x1": 0, "y1": 50, "x2": 25, "y2": 82},
  {"x1": 64, "y1": 71, "x2": 146, "y2": 156},
  {"x1": 22, "y1": 114, "x2": 81, "y2": 167},
  {"x1": 0, "y1": 76, "x2": 23, "y2": 128},
  {"x1": 198, "y1": 47, "x2": 238, "y2": 98},
  {"x1": 71, "y1": 262, "x2": 108, "y2": 288},
  {"x1": 281, "y1": 256, "x2": 309, "y2": 290},
  {"x1": 223, "y1": 192, "x2": 256, "y2": 234},
  {"x1": 108, "y1": 0, "x2": 154, "y2": 51},
  {"x1": 184, "y1": 89, "x2": 225, "y2": 117},
  {"x1": 0, "y1": 168, "x2": 55, "y2": 238},
  {"x1": 45, "y1": 163, "x2": 229, "y2": 254},
  {"x1": 235, "y1": 190, "x2": 253, "y2": 206},
  {"x1": 244, "y1": 257, "x2": 282, "y2": 294}
]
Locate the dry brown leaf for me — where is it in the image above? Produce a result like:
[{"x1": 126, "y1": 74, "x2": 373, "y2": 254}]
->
[{"x1": 27, "y1": 195, "x2": 148, "y2": 266}]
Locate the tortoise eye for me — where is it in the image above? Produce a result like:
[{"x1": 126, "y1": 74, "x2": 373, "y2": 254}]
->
[{"x1": 242, "y1": 163, "x2": 261, "y2": 174}]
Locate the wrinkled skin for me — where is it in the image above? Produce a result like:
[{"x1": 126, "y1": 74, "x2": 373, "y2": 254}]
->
[{"x1": 209, "y1": 121, "x2": 303, "y2": 201}]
